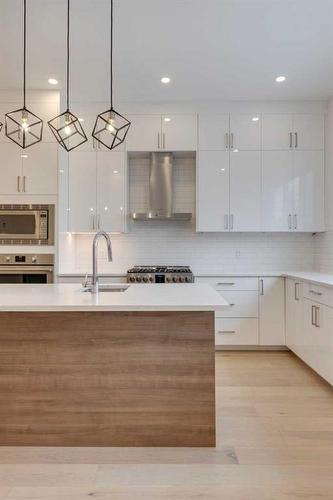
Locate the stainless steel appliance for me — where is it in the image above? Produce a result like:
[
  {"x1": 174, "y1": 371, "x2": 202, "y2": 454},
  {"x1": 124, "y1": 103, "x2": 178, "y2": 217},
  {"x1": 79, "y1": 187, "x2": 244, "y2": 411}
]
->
[
  {"x1": 0, "y1": 254, "x2": 54, "y2": 283},
  {"x1": 131, "y1": 152, "x2": 192, "y2": 221},
  {"x1": 127, "y1": 266, "x2": 194, "y2": 284},
  {"x1": 0, "y1": 204, "x2": 55, "y2": 245}
]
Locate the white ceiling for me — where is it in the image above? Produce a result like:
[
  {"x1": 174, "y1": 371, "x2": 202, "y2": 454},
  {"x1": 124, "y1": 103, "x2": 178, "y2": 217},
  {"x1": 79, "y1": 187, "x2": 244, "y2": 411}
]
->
[{"x1": 0, "y1": 0, "x2": 333, "y2": 102}]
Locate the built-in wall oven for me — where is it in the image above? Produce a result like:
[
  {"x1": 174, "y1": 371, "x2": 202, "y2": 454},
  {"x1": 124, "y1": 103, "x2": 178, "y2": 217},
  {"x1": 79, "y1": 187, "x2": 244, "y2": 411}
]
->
[
  {"x1": 0, "y1": 254, "x2": 54, "y2": 284},
  {"x1": 0, "y1": 204, "x2": 55, "y2": 245}
]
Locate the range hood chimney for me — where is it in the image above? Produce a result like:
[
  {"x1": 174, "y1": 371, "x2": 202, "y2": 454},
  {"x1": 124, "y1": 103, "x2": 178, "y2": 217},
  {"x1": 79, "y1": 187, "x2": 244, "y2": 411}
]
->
[{"x1": 131, "y1": 152, "x2": 192, "y2": 221}]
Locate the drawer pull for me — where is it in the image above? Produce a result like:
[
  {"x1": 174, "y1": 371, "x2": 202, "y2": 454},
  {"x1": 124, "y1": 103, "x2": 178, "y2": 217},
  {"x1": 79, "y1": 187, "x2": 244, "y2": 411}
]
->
[
  {"x1": 309, "y1": 290, "x2": 323, "y2": 296},
  {"x1": 229, "y1": 303, "x2": 235, "y2": 307},
  {"x1": 217, "y1": 282, "x2": 235, "y2": 286},
  {"x1": 217, "y1": 330, "x2": 236, "y2": 335},
  {"x1": 311, "y1": 305, "x2": 316, "y2": 326}
]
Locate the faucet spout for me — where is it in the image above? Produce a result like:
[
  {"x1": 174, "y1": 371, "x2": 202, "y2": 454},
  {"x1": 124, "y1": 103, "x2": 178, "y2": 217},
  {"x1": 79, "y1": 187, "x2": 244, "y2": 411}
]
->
[{"x1": 91, "y1": 230, "x2": 113, "y2": 293}]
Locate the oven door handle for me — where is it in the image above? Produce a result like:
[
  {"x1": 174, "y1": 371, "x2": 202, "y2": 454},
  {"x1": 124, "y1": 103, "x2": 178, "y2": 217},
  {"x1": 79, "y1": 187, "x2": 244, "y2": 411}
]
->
[{"x1": 0, "y1": 266, "x2": 54, "y2": 272}]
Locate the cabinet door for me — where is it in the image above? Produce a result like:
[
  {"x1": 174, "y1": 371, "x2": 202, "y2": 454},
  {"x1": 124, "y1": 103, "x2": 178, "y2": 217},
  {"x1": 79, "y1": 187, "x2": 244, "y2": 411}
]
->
[
  {"x1": 162, "y1": 114, "x2": 197, "y2": 151},
  {"x1": 97, "y1": 152, "x2": 126, "y2": 233},
  {"x1": 68, "y1": 152, "x2": 97, "y2": 232},
  {"x1": 229, "y1": 114, "x2": 261, "y2": 150},
  {"x1": 22, "y1": 143, "x2": 58, "y2": 195},
  {"x1": 293, "y1": 151, "x2": 325, "y2": 232},
  {"x1": 262, "y1": 114, "x2": 293, "y2": 150},
  {"x1": 197, "y1": 151, "x2": 230, "y2": 232},
  {"x1": 229, "y1": 151, "x2": 261, "y2": 231},
  {"x1": 262, "y1": 151, "x2": 294, "y2": 231},
  {"x1": 0, "y1": 143, "x2": 22, "y2": 194},
  {"x1": 293, "y1": 114, "x2": 324, "y2": 150},
  {"x1": 259, "y1": 277, "x2": 285, "y2": 345},
  {"x1": 198, "y1": 114, "x2": 229, "y2": 150},
  {"x1": 126, "y1": 115, "x2": 161, "y2": 151},
  {"x1": 286, "y1": 279, "x2": 303, "y2": 355}
]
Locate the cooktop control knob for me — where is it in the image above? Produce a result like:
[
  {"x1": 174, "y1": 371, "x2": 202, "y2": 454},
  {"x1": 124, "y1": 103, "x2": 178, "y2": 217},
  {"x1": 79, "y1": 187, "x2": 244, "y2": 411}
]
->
[
  {"x1": 172, "y1": 277, "x2": 178, "y2": 283},
  {"x1": 5, "y1": 256, "x2": 10, "y2": 263},
  {"x1": 31, "y1": 256, "x2": 37, "y2": 263},
  {"x1": 143, "y1": 276, "x2": 148, "y2": 283},
  {"x1": 129, "y1": 276, "x2": 135, "y2": 283},
  {"x1": 179, "y1": 276, "x2": 185, "y2": 283},
  {"x1": 136, "y1": 277, "x2": 142, "y2": 283}
]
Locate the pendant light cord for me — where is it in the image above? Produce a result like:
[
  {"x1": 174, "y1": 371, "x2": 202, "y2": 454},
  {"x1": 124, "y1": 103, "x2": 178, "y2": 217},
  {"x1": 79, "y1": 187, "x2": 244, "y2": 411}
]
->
[
  {"x1": 23, "y1": 0, "x2": 26, "y2": 108},
  {"x1": 67, "y1": 0, "x2": 70, "y2": 110},
  {"x1": 110, "y1": 0, "x2": 113, "y2": 109}
]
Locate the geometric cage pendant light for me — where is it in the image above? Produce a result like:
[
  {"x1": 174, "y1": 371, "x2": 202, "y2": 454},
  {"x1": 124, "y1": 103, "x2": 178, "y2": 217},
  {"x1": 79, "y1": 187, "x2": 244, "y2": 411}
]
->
[
  {"x1": 92, "y1": 0, "x2": 131, "y2": 150},
  {"x1": 5, "y1": 0, "x2": 43, "y2": 149},
  {"x1": 48, "y1": 0, "x2": 87, "y2": 151}
]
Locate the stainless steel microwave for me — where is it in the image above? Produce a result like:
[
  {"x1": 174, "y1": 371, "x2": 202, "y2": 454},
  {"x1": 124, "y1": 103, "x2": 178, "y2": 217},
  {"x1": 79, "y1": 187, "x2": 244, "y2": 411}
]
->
[{"x1": 0, "y1": 204, "x2": 55, "y2": 245}]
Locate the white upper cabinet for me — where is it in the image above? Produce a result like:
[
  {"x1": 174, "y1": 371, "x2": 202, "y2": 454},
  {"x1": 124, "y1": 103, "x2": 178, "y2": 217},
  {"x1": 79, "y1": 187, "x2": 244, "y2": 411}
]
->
[
  {"x1": 293, "y1": 150, "x2": 325, "y2": 231},
  {"x1": 293, "y1": 114, "x2": 324, "y2": 150},
  {"x1": 161, "y1": 114, "x2": 197, "y2": 151},
  {"x1": 229, "y1": 151, "x2": 261, "y2": 231},
  {"x1": 97, "y1": 152, "x2": 126, "y2": 233},
  {"x1": 262, "y1": 114, "x2": 293, "y2": 150},
  {"x1": 262, "y1": 151, "x2": 294, "y2": 231},
  {"x1": 68, "y1": 152, "x2": 97, "y2": 232},
  {"x1": 0, "y1": 142, "x2": 23, "y2": 194},
  {"x1": 126, "y1": 114, "x2": 197, "y2": 151},
  {"x1": 198, "y1": 114, "x2": 229, "y2": 150},
  {"x1": 21, "y1": 143, "x2": 58, "y2": 195},
  {"x1": 229, "y1": 114, "x2": 261, "y2": 150},
  {"x1": 197, "y1": 150, "x2": 230, "y2": 232},
  {"x1": 262, "y1": 113, "x2": 324, "y2": 150},
  {"x1": 125, "y1": 115, "x2": 161, "y2": 152}
]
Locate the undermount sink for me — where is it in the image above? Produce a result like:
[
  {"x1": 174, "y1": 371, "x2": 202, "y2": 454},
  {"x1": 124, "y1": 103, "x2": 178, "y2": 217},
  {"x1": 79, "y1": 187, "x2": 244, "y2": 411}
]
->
[{"x1": 82, "y1": 284, "x2": 130, "y2": 293}]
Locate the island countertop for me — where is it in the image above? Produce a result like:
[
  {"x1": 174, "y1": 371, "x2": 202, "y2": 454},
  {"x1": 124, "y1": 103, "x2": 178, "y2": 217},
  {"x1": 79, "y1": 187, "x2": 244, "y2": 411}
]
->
[{"x1": 0, "y1": 283, "x2": 228, "y2": 312}]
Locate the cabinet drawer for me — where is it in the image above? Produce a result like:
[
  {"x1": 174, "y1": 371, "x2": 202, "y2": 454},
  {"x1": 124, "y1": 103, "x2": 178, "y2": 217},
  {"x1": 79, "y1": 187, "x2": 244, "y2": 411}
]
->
[
  {"x1": 216, "y1": 290, "x2": 258, "y2": 318},
  {"x1": 196, "y1": 276, "x2": 258, "y2": 291},
  {"x1": 215, "y1": 318, "x2": 258, "y2": 345},
  {"x1": 303, "y1": 282, "x2": 333, "y2": 308}
]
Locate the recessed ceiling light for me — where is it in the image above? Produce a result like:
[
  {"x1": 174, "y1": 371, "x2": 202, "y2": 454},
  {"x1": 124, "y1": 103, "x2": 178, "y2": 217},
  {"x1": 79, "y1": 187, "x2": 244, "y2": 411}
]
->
[
  {"x1": 21, "y1": 154, "x2": 28, "y2": 158},
  {"x1": 275, "y1": 75, "x2": 286, "y2": 83},
  {"x1": 164, "y1": 117, "x2": 171, "y2": 122},
  {"x1": 233, "y1": 149, "x2": 239, "y2": 153},
  {"x1": 161, "y1": 77, "x2": 171, "y2": 84},
  {"x1": 252, "y1": 117, "x2": 259, "y2": 122},
  {"x1": 48, "y1": 78, "x2": 58, "y2": 85},
  {"x1": 113, "y1": 170, "x2": 119, "y2": 174}
]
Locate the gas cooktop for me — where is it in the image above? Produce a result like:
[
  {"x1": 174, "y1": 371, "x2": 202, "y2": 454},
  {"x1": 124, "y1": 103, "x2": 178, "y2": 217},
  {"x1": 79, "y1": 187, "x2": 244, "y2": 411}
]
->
[{"x1": 127, "y1": 266, "x2": 194, "y2": 283}]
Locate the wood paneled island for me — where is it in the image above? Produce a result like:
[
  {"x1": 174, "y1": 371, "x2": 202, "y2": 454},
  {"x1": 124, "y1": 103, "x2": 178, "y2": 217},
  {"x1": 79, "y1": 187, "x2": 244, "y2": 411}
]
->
[{"x1": 0, "y1": 283, "x2": 227, "y2": 447}]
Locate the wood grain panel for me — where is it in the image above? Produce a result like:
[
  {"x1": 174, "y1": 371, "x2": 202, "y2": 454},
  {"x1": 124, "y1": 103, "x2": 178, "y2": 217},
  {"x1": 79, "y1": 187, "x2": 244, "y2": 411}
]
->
[{"x1": 0, "y1": 311, "x2": 215, "y2": 446}]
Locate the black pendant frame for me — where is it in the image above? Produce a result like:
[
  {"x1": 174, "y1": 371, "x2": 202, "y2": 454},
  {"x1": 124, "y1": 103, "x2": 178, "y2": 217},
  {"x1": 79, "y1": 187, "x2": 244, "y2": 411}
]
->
[
  {"x1": 5, "y1": 106, "x2": 43, "y2": 149},
  {"x1": 92, "y1": 108, "x2": 130, "y2": 151},
  {"x1": 47, "y1": 0, "x2": 87, "y2": 152},
  {"x1": 48, "y1": 109, "x2": 87, "y2": 152},
  {"x1": 5, "y1": 0, "x2": 43, "y2": 149},
  {"x1": 92, "y1": 0, "x2": 130, "y2": 150},
  {"x1": 0, "y1": 122, "x2": 3, "y2": 134}
]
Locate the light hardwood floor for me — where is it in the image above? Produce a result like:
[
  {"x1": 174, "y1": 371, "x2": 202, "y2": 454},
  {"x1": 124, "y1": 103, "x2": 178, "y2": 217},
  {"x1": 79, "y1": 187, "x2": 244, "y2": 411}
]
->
[{"x1": 0, "y1": 351, "x2": 332, "y2": 499}]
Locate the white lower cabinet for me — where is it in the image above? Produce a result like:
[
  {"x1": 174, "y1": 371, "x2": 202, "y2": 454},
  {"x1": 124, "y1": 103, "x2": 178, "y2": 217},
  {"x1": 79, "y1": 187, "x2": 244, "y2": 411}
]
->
[
  {"x1": 286, "y1": 278, "x2": 333, "y2": 385},
  {"x1": 259, "y1": 277, "x2": 285, "y2": 345},
  {"x1": 215, "y1": 318, "x2": 258, "y2": 346}
]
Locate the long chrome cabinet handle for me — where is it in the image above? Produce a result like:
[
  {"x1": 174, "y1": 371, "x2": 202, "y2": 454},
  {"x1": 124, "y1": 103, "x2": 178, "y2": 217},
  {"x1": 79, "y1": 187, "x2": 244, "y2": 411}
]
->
[
  {"x1": 289, "y1": 132, "x2": 293, "y2": 148},
  {"x1": 217, "y1": 282, "x2": 235, "y2": 286},
  {"x1": 295, "y1": 132, "x2": 298, "y2": 148},
  {"x1": 224, "y1": 133, "x2": 228, "y2": 149},
  {"x1": 230, "y1": 133, "x2": 234, "y2": 149},
  {"x1": 294, "y1": 282, "x2": 300, "y2": 301},
  {"x1": 23, "y1": 175, "x2": 26, "y2": 192},
  {"x1": 217, "y1": 330, "x2": 236, "y2": 335},
  {"x1": 294, "y1": 214, "x2": 297, "y2": 230},
  {"x1": 17, "y1": 175, "x2": 20, "y2": 193},
  {"x1": 315, "y1": 306, "x2": 320, "y2": 327},
  {"x1": 311, "y1": 305, "x2": 316, "y2": 325},
  {"x1": 224, "y1": 214, "x2": 229, "y2": 230},
  {"x1": 288, "y1": 214, "x2": 292, "y2": 230},
  {"x1": 259, "y1": 279, "x2": 264, "y2": 295},
  {"x1": 309, "y1": 289, "x2": 323, "y2": 296}
]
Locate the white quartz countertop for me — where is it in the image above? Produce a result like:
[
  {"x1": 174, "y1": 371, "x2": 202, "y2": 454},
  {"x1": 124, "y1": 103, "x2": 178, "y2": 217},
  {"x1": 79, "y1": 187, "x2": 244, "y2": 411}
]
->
[
  {"x1": 283, "y1": 272, "x2": 333, "y2": 288},
  {"x1": 0, "y1": 283, "x2": 228, "y2": 312}
]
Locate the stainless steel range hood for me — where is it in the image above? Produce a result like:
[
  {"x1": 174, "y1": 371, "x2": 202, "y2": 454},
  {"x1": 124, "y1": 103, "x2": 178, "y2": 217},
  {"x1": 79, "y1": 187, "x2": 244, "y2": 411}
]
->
[{"x1": 131, "y1": 152, "x2": 192, "y2": 221}]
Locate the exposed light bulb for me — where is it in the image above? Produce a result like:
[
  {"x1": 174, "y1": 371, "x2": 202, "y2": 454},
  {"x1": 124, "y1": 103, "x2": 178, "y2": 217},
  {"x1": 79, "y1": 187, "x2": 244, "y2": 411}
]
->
[
  {"x1": 275, "y1": 75, "x2": 286, "y2": 83},
  {"x1": 64, "y1": 125, "x2": 71, "y2": 136},
  {"x1": 21, "y1": 113, "x2": 29, "y2": 130},
  {"x1": 64, "y1": 114, "x2": 72, "y2": 136},
  {"x1": 106, "y1": 118, "x2": 116, "y2": 134}
]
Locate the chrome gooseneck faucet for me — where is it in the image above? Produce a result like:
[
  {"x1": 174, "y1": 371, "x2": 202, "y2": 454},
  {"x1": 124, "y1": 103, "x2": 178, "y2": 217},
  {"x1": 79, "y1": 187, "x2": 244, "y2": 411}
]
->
[{"x1": 91, "y1": 230, "x2": 113, "y2": 293}]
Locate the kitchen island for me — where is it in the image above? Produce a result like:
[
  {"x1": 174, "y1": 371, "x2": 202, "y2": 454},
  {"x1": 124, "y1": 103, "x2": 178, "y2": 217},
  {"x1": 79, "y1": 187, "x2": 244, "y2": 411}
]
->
[{"x1": 0, "y1": 283, "x2": 227, "y2": 447}]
